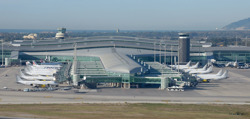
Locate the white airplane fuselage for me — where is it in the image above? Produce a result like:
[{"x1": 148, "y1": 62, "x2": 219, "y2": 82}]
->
[
  {"x1": 189, "y1": 66, "x2": 213, "y2": 74},
  {"x1": 20, "y1": 70, "x2": 55, "y2": 81},
  {"x1": 197, "y1": 70, "x2": 228, "y2": 80},
  {"x1": 24, "y1": 66, "x2": 56, "y2": 76},
  {"x1": 16, "y1": 75, "x2": 58, "y2": 86}
]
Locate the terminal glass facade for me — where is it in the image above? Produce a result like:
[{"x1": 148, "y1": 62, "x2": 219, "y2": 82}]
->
[{"x1": 214, "y1": 51, "x2": 250, "y2": 63}]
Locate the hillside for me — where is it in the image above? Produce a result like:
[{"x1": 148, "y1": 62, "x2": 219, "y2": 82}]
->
[{"x1": 222, "y1": 18, "x2": 250, "y2": 30}]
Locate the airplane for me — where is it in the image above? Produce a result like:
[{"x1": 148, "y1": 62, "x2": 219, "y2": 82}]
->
[
  {"x1": 196, "y1": 69, "x2": 223, "y2": 78},
  {"x1": 210, "y1": 70, "x2": 228, "y2": 80},
  {"x1": 23, "y1": 66, "x2": 56, "y2": 76},
  {"x1": 184, "y1": 62, "x2": 199, "y2": 69},
  {"x1": 177, "y1": 62, "x2": 199, "y2": 70},
  {"x1": 20, "y1": 70, "x2": 56, "y2": 81},
  {"x1": 183, "y1": 64, "x2": 207, "y2": 73},
  {"x1": 233, "y1": 60, "x2": 238, "y2": 67},
  {"x1": 196, "y1": 70, "x2": 228, "y2": 81},
  {"x1": 29, "y1": 64, "x2": 58, "y2": 72},
  {"x1": 26, "y1": 61, "x2": 60, "y2": 72},
  {"x1": 16, "y1": 75, "x2": 58, "y2": 87},
  {"x1": 189, "y1": 66, "x2": 213, "y2": 74},
  {"x1": 32, "y1": 61, "x2": 61, "y2": 70},
  {"x1": 225, "y1": 60, "x2": 239, "y2": 67},
  {"x1": 170, "y1": 61, "x2": 191, "y2": 69}
]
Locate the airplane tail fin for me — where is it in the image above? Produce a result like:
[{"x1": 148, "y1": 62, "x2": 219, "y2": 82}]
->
[
  {"x1": 16, "y1": 75, "x2": 22, "y2": 82},
  {"x1": 207, "y1": 66, "x2": 213, "y2": 72},
  {"x1": 186, "y1": 61, "x2": 191, "y2": 67},
  {"x1": 207, "y1": 61, "x2": 213, "y2": 67},
  {"x1": 193, "y1": 62, "x2": 199, "y2": 68},
  {"x1": 225, "y1": 62, "x2": 231, "y2": 67},
  {"x1": 216, "y1": 69, "x2": 223, "y2": 76},
  {"x1": 202, "y1": 64, "x2": 208, "y2": 70},
  {"x1": 233, "y1": 60, "x2": 238, "y2": 67},
  {"x1": 19, "y1": 70, "x2": 26, "y2": 77},
  {"x1": 32, "y1": 60, "x2": 38, "y2": 66},
  {"x1": 26, "y1": 61, "x2": 31, "y2": 66},
  {"x1": 221, "y1": 70, "x2": 228, "y2": 78}
]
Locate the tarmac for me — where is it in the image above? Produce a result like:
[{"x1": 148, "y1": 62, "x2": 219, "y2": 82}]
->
[{"x1": 0, "y1": 66, "x2": 250, "y2": 104}]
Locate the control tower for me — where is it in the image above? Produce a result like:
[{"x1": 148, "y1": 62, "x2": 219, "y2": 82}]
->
[
  {"x1": 178, "y1": 33, "x2": 190, "y2": 63},
  {"x1": 55, "y1": 28, "x2": 66, "y2": 39}
]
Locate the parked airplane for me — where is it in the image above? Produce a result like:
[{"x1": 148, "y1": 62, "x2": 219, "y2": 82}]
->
[
  {"x1": 170, "y1": 61, "x2": 191, "y2": 69},
  {"x1": 189, "y1": 66, "x2": 213, "y2": 74},
  {"x1": 26, "y1": 61, "x2": 61, "y2": 71},
  {"x1": 183, "y1": 63, "x2": 205, "y2": 73},
  {"x1": 32, "y1": 61, "x2": 61, "y2": 69},
  {"x1": 30, "y1": 64, "x2": 58, "y2": 72},
  {"x1": 24, "y1": 66, "x2": 56, "y2": 76},
  {"x1": 16, "y1": 75, "x2": 58, "y2": 87},
  {"x1": 196, "y1": 69, "x2": 223, "y2": 78},
  {"x1": 20, "y1": 70, "x2": 56, "y2": 81},
  {"x1": 177, "y1": 62, "x2": 199, "y2": 70},
  {"x1": 197, "y1": 70, "x2": 228, "y2": 81},
  {"x1": 185, "y1": 62, "x2": 199, "y2": 69},
  {"x1": 225, "y1": 60, "x2": 241, "y2": 67}
]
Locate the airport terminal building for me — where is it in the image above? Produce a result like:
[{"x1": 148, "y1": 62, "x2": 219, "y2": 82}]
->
[{"x1": 1, "y1": 35, "x2": 250, "y2": 88}]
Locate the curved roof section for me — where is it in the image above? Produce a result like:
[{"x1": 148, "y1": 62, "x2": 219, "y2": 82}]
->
[
  {"x1": 22, "y1": 48, "x2": 144, "y2": 74},
  {"x1": 4, "y1": 36, "x2": 250, "y2": 52}
]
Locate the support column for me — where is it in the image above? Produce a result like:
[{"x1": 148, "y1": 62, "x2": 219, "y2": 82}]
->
[
  {"x1": 160, "y1": 78, "x2": 168, "y2": 90},
  {"x1": 122, "y1": 83, "x2": 130, "y2": 89},
  {"x1": 73, "y1": 74, "x2": 79, "y2": 86},
  {"x1": 117, "y1": 83, "x2": 120, "y2": 87}
]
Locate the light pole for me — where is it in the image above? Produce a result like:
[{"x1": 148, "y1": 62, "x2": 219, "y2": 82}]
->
[
  {"x1": 164, "y1": 44, "x2": 166, "y2": 65},
  {"x1": 1, "y1": 40, "x2": 3, "y2": 66},
  {"x1": 236, "y1": 36, "x2": 238, "y2": 46},
  {"x1": 245, "y1": 36, "x2": 248, "y2": 46},
  {"x1": 177, "y1": 45, "x2": 182, "y2": 73},
  {"x1": 154, "y1": 42, "x2": 156, "y2": 62},
  {"x1": 171, "y1": 45, "x2": 173, "y2": 71},
  {"x1": 159, "y1": 42, "x2": 161, "y2": 63},
  {"x1": 178, "y1": 45, "x2": 180, "y2": 73},
  {"x1": 199, "y1": 40, "x2": 201, "y2": 63}
]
